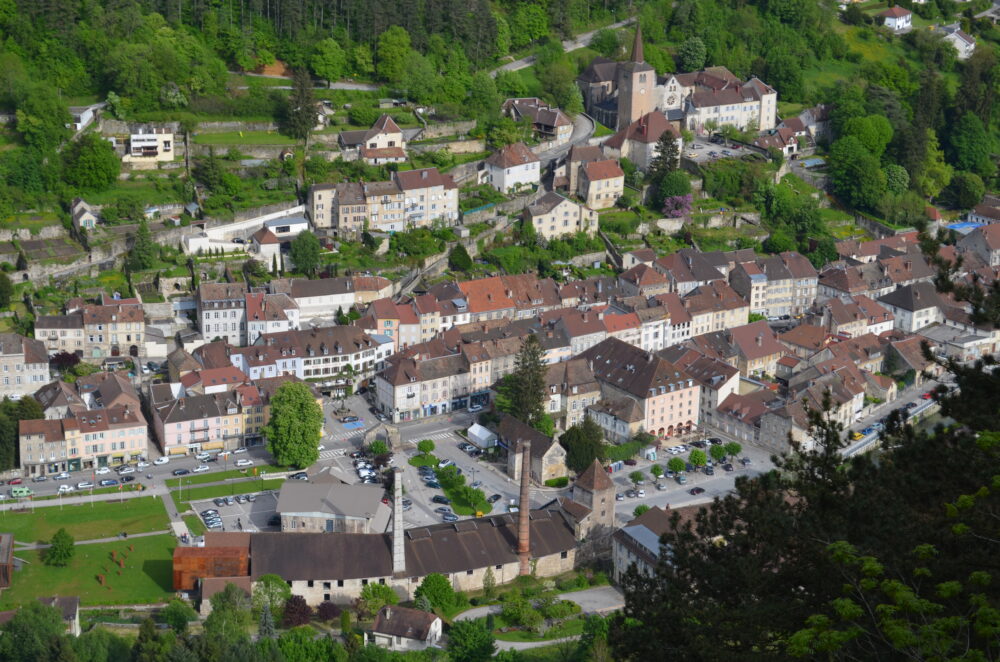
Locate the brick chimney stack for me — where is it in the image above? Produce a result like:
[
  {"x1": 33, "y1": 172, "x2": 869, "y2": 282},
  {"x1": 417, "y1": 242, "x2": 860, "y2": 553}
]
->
[
  {"x1": 392, "y1": 466, "x2": 405, "y2": 576},
  {"x1": 517, "y1": 440, "x2": 532, "y2": 576}
]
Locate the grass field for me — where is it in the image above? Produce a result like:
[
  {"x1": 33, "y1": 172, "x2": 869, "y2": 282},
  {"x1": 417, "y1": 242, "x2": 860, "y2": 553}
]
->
[
  {"x1": 409, "y1": 454, "x2": 439, "y2": 468},
  {"x1": 193, "y1": 131, "x2": 299, "y2": 146},
  {"x1": 172, "y1": 479, "x2": 285, "y2": 510},
  {"x1": 85, "y1": 180, "x2": 185, "y2": 207},
  {"x1": 0, "y1": 534, "x2": 176, "y2": 608},
  {"x1": 165, "y1": 466, "x2": 275, "y2": 488},
  {"x1": 183, "y1": 515, "x2": 206, "y2": 537},
  {"x1": 494, "y1": 616, "x2": 587, "y2": 642},
  {"x1": 1, "y1": 497, "x2": 170, "y2": 544}
]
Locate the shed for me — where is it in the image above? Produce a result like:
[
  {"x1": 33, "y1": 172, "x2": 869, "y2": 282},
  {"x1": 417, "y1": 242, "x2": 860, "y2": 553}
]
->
[{"x1": 467, "y1": 423, "x2": 497, "y2": 448}]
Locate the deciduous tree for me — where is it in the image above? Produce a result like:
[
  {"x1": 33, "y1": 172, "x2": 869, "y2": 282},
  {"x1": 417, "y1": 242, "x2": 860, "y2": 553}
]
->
[
  {"x1": 281, "y1": 595, "x2": 312, "y2": 628},
  {"x1": 44, "y1": 528, "x2": 74, "y2": 566},
  {"x1": 289, "y1": 231, "x2": 322, "y2": 276},
  {"x1": 63, "y1": 133, "x2": 121, "y2": 191},
  {"x1": 447, "y1": 619, "x2": 496, "y2": 662},
  {"x1": 263, "y1": 382, "x2": 323, "y2": 469},
  {"x1": 358, "y1": 583, "x2": 398, "y2": 618},
  {"x1": 414, "y1": 573, "x2": 457, "y2": 611},
  {"x1": 559, "y1": 418, "x2": 605, "y2": 473},
  {"x1": 311, "y1": 38, "x2": 346, "y2": 86}
]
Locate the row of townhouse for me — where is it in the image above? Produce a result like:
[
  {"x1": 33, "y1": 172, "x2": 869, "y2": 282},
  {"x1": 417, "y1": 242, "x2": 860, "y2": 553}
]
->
[
  {"x1": 196, "y1": 277, "x2": 393, "y2": 346},
  {"x1": 308, "y1": 167, "x2": 459, "y2": 239},
  {"x1": 35, "y1": 294, "x2": 147, "y2": 360},
  {"x1": 224, "y1": 326, "x2": 393, "y2": 393},
  {"x1": 148, "y1": 374, "x2": 319, "y2": 454},
  {"x1": 19, "y1": 372, "x2": 147, "y2": 476},
  {"x1": 728, "y1": 251, "x2": 820, "y2": 317}
]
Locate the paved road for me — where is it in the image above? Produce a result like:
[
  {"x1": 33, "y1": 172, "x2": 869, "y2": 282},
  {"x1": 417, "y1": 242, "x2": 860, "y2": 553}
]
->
[
  {"x1": 230, "y1": 71, "x2": 379, "y2": 91},
  {"x1": 455, "y1": 586, "x2": 625, "y2": 622},
  {"x1": 491, "y1": 17, "x2": 637, "y2": 77},
  {"x1": 536, "y1": 114, "x2": 596, "y2": 168}
]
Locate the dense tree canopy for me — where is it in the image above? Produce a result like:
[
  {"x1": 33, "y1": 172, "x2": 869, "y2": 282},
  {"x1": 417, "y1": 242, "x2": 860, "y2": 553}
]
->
[{"x1": 263, "y1": 382, "x2": 323, "y2": 468}]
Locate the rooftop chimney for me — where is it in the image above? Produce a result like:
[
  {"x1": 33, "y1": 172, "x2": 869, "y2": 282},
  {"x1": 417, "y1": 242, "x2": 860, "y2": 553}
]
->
[
  {"x1": 517, "y1": 440, "x2": 532, "y2": 576},
  {"x1": 392, "y1": 466, "x2": 405, "y2": 576}
]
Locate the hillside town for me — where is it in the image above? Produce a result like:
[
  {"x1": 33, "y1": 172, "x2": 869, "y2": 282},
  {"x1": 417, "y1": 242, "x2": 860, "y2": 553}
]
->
[{"x1": 0, "y1": 0, "x2": 996, "y2": 659}]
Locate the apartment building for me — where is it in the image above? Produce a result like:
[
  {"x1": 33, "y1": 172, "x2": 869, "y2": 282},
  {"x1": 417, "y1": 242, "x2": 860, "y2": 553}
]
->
[
  {"x1": 523, "y1": 192, "x2": 599, "y2": 241},
  {"x1": 123, "y1": 128, "x2": 173, "y2": 164},
  {"x1": 683, "y1": 280, "x2": 749, "y2": 337},
  {"x1": 544, "y1": 358, "x2": 600, "y2": 430},
  {"x1": 581, "y1": 337, "x2": 700, "y2": 440},
  {"x1": 20, "y1": 406, "x2": 147, "y2": 477},
  {"x1": 577, "y1": 159, "x2": 625, "y2": 210},
  {"x1": 197, "y1": 283, "x2": 248, "y2": 346},
  {"x1": 728, "y1": 252, "x2": 818, "y2": 317},
  {"x1": 0, "y1": 333, "x2": 49, "y2": 398}
]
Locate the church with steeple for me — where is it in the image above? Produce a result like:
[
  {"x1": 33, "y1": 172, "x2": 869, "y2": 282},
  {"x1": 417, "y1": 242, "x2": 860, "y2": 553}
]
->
[{"x1": 577, "y1": 26, "x2": 778, "y2": 135}]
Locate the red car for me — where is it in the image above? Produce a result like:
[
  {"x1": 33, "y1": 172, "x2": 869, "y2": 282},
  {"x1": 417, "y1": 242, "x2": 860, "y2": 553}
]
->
[
  {"x1": 921, "y1": 392, "x2": 933, "y2": 400},
  {"x1": 8, "y1": 478, "x2": 21, "y2": 485}
]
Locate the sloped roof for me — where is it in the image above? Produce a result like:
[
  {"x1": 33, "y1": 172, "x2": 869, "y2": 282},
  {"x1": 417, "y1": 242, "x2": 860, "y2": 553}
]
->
[
  {"x1": 372, "y1": 606, "x2": 439, "y2": 641},
  {"x1": 729, "y1": 320, "x2": 785, "y2": 361},
  {"x1": 575, "y1": 459, "x2": 613, "y2": 492},
  {"x1": 605, "y1": 111, "x2": 678, "y2": 149},
  {"x1": 485, "y1": 142, "x2": 539, "y2": 169}
]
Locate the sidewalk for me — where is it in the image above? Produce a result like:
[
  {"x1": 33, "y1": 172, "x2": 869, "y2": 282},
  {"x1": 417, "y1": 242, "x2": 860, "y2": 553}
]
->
[{"x1": 15, "y1": 529, "x2": 173, "y2": 551}]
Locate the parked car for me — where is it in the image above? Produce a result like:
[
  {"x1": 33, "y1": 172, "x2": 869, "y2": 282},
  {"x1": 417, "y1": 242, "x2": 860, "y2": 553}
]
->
[
  {"x1": 136, "y1": 461, "x2": 150, "y2": 469},
  {"x1": 689, "y1": 487, "x2": 706, "y2": 495},
  {"x1": 53, "y1": 472, "x2": 70, "y2": 480},
  {"x1": 200, "y1": 509, "x2": 218, "y2": 518},
  {"x1": 214, "y1": 498, "x2": 227, "y2": 507},
  {"x1": 703, "y1": 467, "x2": 714, "y2": 476},
  {"x1": 290, "y1": 472, "x2": 308, "y2": 480},
  {"x1": 57, "y1": 484, "x2": 73, "y2": 493},
  {"x1": 7, "y1": 478, "x2": 21, "y2": 485},
  {"x1": 438, "y1": 459, "x2": 454, "y2": 469},
  {"x1": 656, "y1": 483, "x2": 667, "y2": 491},
  {"x1": 118, "y1": 466, "x2": 135, "y2": 475},
  {"x1": 616, "y1": 493, "x2": 625, "y2": 501},
  {"x1": 77, "y1": 481, "x2": 94, "y2": 489},
  {"x1": 626, "y1": 489, "x2": 638, "y2": 498},
  {"x1": 31, "y1": 475, "x2": 47, "y2": 482},
  {"x1": 339, "y1": 416, "x2": 359, "y2": 423},
  {"x1": 246, "y1": 494, "x2": 256, "y2": 502},
  {"x1": 122, "y1": 476, "x2": 135, "y2": 483},
  {"x1": 235, "y1": 459, "x2": 253, "y2": 468},
  {"x1": 172, "y1": 469, "x2": 190, "y2": 476},
  {"x1": 637, "y1": 489, "x2": 646, "y2": 498},
  {"x1": 442, "y1": 513, "x2": 459, "y2": 522},
  {"x1": 425, "y1": 481, "x2": 441, "y2": 489},
  {"x1": 235, "y1": 494, "x2": 246, "y2": 504},
  {"x1": 467, "y1": 404, "x2": 483, "y2": 413},
  {"x1": 195, "y1": 452, "x2": 210, "y2": 461},
  {"x1": 192, "y1": 465, "x2": 210, "y2": 473},
  {"x1": 233, "y1": 447, "x2": 248, "y2": 454},
  {"x1": 431, "y1": 495, "x2": 451, "y2": 505},
  {"x1": 433, "y1": 506, "x2": 451, "y2": 514},
  {"x1": 487, "y1": 494, "x2": 502, "y2": 504},
  {"x1": 676, "y1": 474, "x2": 688, "y2": 485},
  {"x1": 153, "y1": 457, "x2": 169, "y2": 465},
  {"x1": 99, "y1": 479, "x2": 119, "y2": 487}
]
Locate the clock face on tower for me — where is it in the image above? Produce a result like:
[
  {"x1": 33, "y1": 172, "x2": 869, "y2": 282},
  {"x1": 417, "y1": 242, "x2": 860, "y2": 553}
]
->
[{"x1": 667, "y1": 94, "x2": 677, "y2": 105}]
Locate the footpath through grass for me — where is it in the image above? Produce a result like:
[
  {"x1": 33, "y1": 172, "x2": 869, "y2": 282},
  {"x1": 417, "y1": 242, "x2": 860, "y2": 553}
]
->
[
  {"x1": 182, "y1": 515, "x2": 206, "y2": 537},
  {"x1": 2, "y1": 496, "x2": 170, "y2": 544},
  {"x1": 0, "y1": 534, "x2": 176, "y2": 608}
]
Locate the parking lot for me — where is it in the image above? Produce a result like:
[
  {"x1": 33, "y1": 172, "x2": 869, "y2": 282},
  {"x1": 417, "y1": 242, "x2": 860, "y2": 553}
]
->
[
  {"x1": 681, "y1": 138, "x2": 763, "y2": 165},
  {"x1": 190, "y1": 489, "x2": 280, "y2": 533}
]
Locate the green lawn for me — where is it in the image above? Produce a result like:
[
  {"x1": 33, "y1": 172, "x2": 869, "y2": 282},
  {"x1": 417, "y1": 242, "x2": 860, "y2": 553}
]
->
[
  {"x1": 193, "y1": 131, "x2": 299, "y2": 146},
  {"x1": 0, "y1": 212, "x2": 62, "y2": 235},
  {"x1": 182, "y1": 515, "x2": 206, "y2": 537},
  {"x1": 0, "y1": 534, "x2": 176, "y2": 608},
  {"x1": 0, "y1": 497, "x2": 170, "y2": 544},
  {"x1": 172, "y1": 479, "x2": 285, "y2": 510},
  {"x1": 409, "y1": 454, "x2": 439, "y2": 468},
  {"x1": 494, "y1": 616, "x2": 587, "y2": 642},
  {"x1": 85, "y1": 180, "x2": 185, "y2": 207}
]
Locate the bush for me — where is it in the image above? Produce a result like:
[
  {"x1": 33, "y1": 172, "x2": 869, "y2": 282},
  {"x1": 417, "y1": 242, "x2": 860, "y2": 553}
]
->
[
  {"x1": 605, "y1": 441, "x2": 642, "y2": 463},
  {"x1": 544, "y1": 477, "x2": 569, "y2": 488},
  {"x1": 317, "y1": 601, "x2": 341, "y2": 622}
]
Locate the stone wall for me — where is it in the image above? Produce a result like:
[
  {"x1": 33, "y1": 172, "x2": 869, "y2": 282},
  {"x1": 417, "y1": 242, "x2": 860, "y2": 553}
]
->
[
  {"x1": 100, "y1": 119, "x2": 280, "y2": 135},
  {"x1": 409, "y1": 139, "x2": 486, "y2": 155},
  {"x1": 142, "y1": 301, "x2": 175, "y2": 320},
  {"x1": 419, "y1": 120, "x2": 477, "y2": 140},
  {"x1": 567, "y1": 250, "x2": 608, "y2": 267},
  {"x1": 448, "y1": 160, "x2": 482, "y2": 186},
  {"x1": 854, "y1": 212, "x2": 910, "y2": 239},
  {"x1": 0, "y1": 225, "x2": 66, "y2": 241},
  {"x1": 461, "y1": 188, "x2": 545, "y2": 225}
]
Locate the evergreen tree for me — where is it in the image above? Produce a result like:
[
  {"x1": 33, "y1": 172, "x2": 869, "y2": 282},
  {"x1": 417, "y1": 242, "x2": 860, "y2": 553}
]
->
[
  {"x1": 284, "y1": 69, "x2": 317, "y2": 141},
  {"x1": 560, "y1": 418, "x2": 606, "y2": 473},
  {"x1": 127, "y1": 220, "x2": 156, "y2": 272},
  {"x1": 504, "y1": 335, "x2": 547, "y2": 428},
  {"x1": 648, "y1": 132, "x2": 680, "y2": 195}
]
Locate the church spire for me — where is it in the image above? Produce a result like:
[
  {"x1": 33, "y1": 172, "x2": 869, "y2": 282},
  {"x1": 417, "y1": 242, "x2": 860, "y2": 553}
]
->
[{"x1": 630, "y1": 23, "x2": 645, "y2": 63}]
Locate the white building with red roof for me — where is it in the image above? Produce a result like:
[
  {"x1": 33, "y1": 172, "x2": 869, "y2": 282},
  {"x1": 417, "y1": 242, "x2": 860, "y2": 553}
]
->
[
  {"x1": 484, "y1": 142, "x2": 540, "y2": 193},
  {"x1": 879, "y1": 5, "x2": 912, "y2": 32}
]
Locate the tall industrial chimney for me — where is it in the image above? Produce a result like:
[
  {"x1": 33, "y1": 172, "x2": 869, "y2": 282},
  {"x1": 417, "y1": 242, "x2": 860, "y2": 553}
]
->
[
  {"x1": 517, "y1": 440, "x2": 532, "y2": 576},
  {"x1": 392, "y1": 466, "x2": 405, "y2": 576}
]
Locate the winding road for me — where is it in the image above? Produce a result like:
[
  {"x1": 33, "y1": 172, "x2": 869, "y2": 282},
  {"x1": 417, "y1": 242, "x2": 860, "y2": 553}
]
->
[{"x1": 490, "y1": 17, "x2": 637, "y2": 77}]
